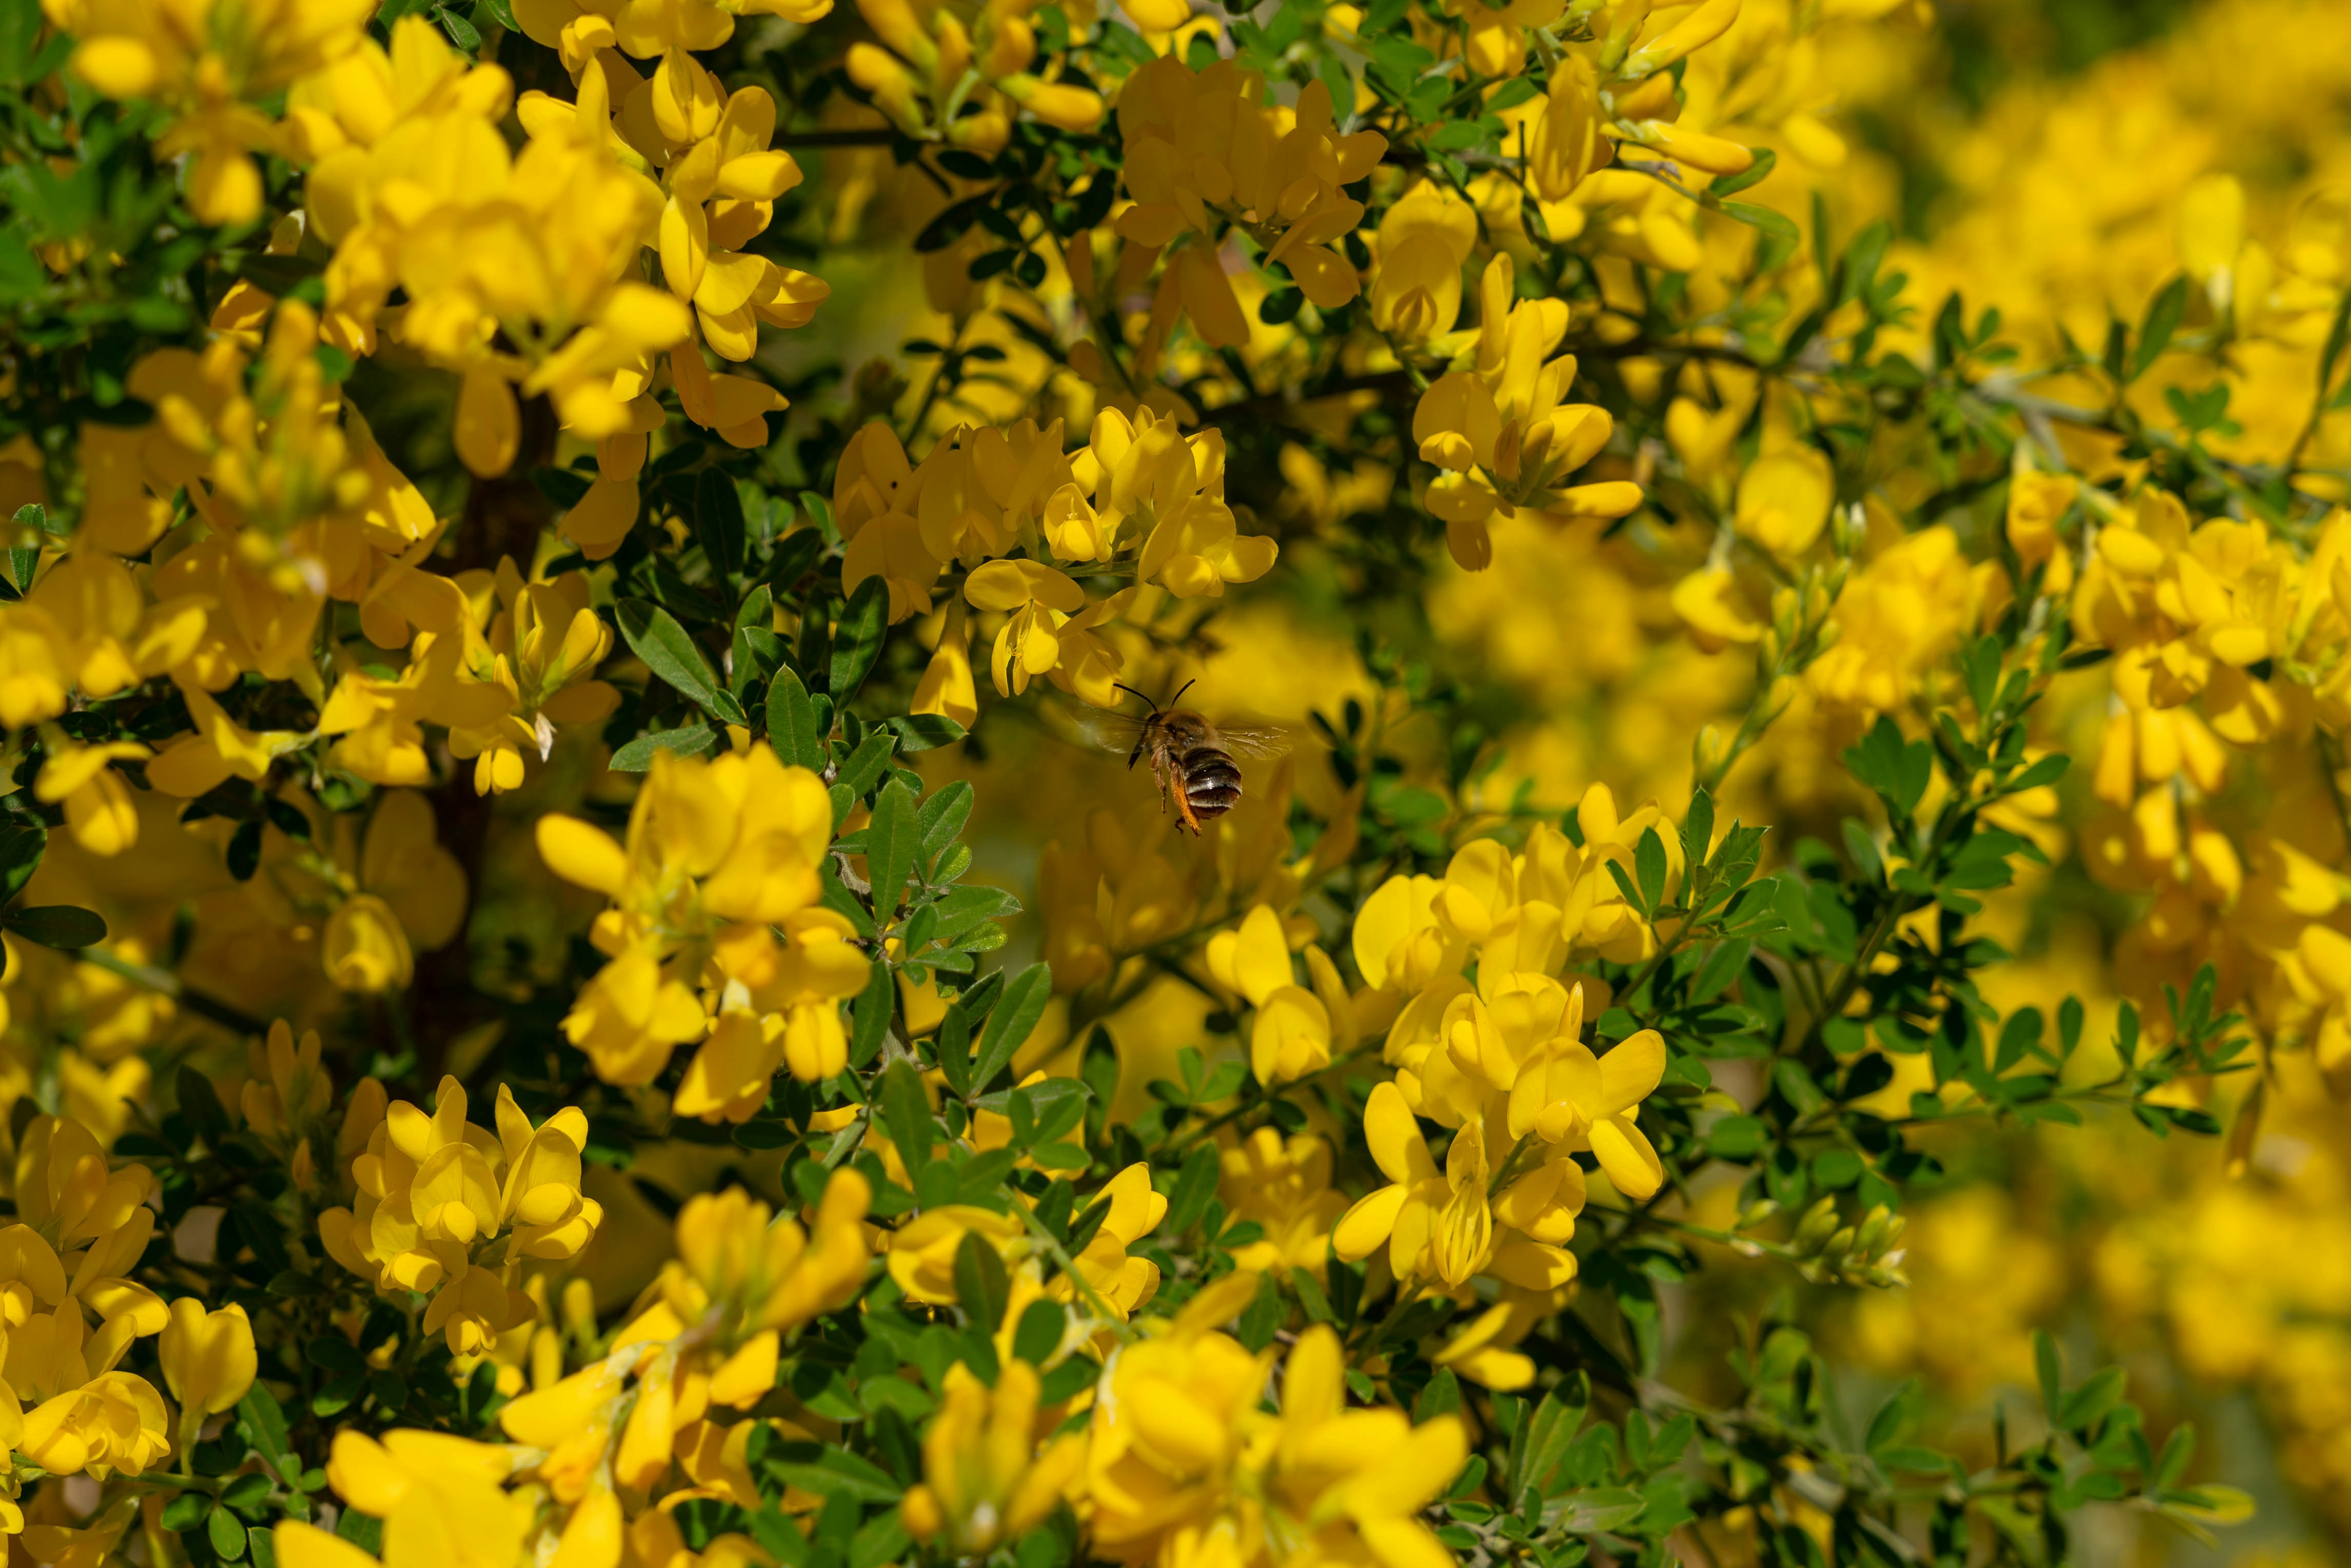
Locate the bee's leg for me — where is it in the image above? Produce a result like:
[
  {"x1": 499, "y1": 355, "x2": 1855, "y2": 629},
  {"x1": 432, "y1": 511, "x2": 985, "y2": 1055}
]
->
[
  {"x1": 1172, "y1": 781, "x2": 1203, "y2": 836},
  {"x1": 1150, "y1": 752, "x2": 1171, "y2": 814}
]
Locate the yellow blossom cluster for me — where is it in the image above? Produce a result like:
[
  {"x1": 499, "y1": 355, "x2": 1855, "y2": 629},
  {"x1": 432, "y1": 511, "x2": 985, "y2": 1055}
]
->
[
  {"x1": 320, "y1": 1075, "x2": 604, "y2": 1354},
  {"x1": 12, "y1": 0, "x2": 2351, "y2": 1558},
  {"x1": 538, "y1": 746, "x2": 869, "y2": 1098}
]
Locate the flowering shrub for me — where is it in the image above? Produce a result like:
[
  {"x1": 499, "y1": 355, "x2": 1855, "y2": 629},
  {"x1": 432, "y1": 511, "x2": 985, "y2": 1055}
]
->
[{"x1": 1, "y1": 0, "x2": 2344, "y2": 1561}]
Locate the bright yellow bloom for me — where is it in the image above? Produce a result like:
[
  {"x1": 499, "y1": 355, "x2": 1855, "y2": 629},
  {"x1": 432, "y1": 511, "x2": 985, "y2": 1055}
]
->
[
  {"x1": 1117, "y1": 63, "x2": 1385, "y2": 345},
  {"x1": 58, "y1": 0, "x2": 373, "y2": 223},
  {"x1": 318, "y1": 1079, "x2": 602, "y2": 1354},
  {"x1": 33, "y1": 741, "x2": 150, "y2": 856},
  {"x1": 444, "y1": 563, "x2": 622, "y2": 794},
  {"x1": 1205, "y1": 904, "x2": 1360, "y2": 1086},
  {"x1": 158, "y1": 1299, "x2": 255, "y2": 1447},
  {"x1": 902, "y1": 1359, "x2": 1086, "y2": 1552},
  {"x1": 320, "y1": 1429, "x2": 523, "y2": 1568},
  {"x1": 1087, "y1": 1281, "x2": 1468, "y2": 1568},
  {"x1": 1371, "y1": 182, "x2": 1479, "y2": 343},
  {"x1": 848, "y1": 0, "x2": 1103, "y2": 152},
  {"x1": 1414, "y1": 257, "x2": 1642, "y2": 569},
  {"x1": 536, "y1": 746, "x2": 834, "y2": 1084},
  {"x1": 1330, "y1": 1082, "x2": 1581, "y2": 1293}
]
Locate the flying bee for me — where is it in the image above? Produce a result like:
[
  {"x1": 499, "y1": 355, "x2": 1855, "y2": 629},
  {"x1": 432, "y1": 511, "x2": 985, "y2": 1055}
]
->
[{"x1": 1088, "y1": 681, "x2": 1292, "y2": 836}]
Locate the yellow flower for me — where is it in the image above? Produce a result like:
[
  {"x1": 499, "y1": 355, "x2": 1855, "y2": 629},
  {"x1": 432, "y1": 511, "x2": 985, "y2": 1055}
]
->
[
  {"x1": 536, "y1": 746, "x2": 834, "y2": 1084},
  {"x1": 444, "y1": 563, "x2": 622, "y2": 793},
  {"x1": 637, "y1": 62, "x2": 828, "y2": 364},
  {"x1": 1332, "y1": 1082, "x2": 1581, "y2": 1292},
  {"x1": 1078, "y1": 409, "x2": 1278, "y2": 598},
  {"x1": 320, "y1": 1429, "x2": 523, "y2": 1568},
  {"x1": 1204, "y1": 904, "x2": 1360, "y2": 1086},
  {"x1": 318, "y1": 1078, "x2": 602, "y2": 1353},
  {"x1": 33, "y1": 740, "x2": 151, "y2": 857},
  {"x1": 1371, "y1": 181, "x2": 1479, "y2": 343},
  {"x1": 1217, "y1": 1130, "x2": 1349, "y2": 1278},
  {"x1": 1734, "y1": 445, "x2": 1835, "y2": 558},
  {"x1": 2006, "y1": 469, "x2": 2079, "y2": 579},
  {"x1": 1671, "y1": 566, "x2": 1766, "y2": 652},
  {"x1": 1087, "y1": 1283, "x2": 1468, "y2": 1568},
  {"x1": 61, "y1": 0, "x2": 374, "y2": 223},
  {"x1": 1412, "y1": 256, "x2": 1641, "y2": 569},
  {"x1": 19, "y1": 1369, "x2": 172, "y2": 1479},
  {"x1": 1116, "y1": 65, "x2": 1385, "y2": 342},
  {"x1": 158, "y1": 1298, "x2": 256, "y2": 1447},
  {"x1": 846, "y1": 0, "x2": 1102, "y2": 151},
  {"x1": 239, "y1": 1019, "x2": 334, "y2": 1153},
  {"x1": 678, "y1": 910, "x2": 874, "y2": 1114},
  {"x1": 902, "y1": 1359, "x2": 1086, "y2": 1553}
]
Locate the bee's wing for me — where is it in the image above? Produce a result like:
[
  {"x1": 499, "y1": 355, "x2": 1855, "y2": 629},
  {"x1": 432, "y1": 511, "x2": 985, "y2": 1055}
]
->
[
  {"x1": 1074, "y1": 708, "x2": 1152, "y2": 754},
  {"x1": 1213, "y1": 722, "x2": 1294, "y2": 760}
]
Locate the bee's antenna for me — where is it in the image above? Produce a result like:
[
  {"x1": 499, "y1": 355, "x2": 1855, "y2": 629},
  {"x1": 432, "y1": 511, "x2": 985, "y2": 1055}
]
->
[
  {"x1": 1169, "y1": 678, "x2": 1197, "y2": 707},
  {"x1": 1111, "y1": 681, "x2": 1157, "y2": 711}
]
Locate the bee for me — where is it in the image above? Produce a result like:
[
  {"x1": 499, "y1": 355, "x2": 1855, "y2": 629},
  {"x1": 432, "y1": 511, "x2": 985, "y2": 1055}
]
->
[{"x1": 1089, "y1": 681, "x2": 1292, "y2": 836}]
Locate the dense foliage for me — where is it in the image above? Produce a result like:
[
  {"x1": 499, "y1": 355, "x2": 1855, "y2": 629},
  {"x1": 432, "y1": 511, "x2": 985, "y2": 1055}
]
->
[{"x1": 0, "y1": 0, "x2": 2344, "y2": 1564}]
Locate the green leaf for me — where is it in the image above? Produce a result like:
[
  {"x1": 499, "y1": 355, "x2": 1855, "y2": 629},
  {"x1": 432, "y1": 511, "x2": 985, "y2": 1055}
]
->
[
  {"x1": 829, "y1": 577, "x2": 890, "y2": 702},
  {"x1": 335, "y1": 1507, "x2": 383, "y2": 1553},
  {"x1": 867, "y1": 778, "x2": 919, "y2": 925},
  {"x1": 0, "y1": 226, "x2": 40, "y2": 306},
  {"x1": 209, "y1": 1504, "x2": 249, "y2": 1561},
  {"x1": 2034, "y1": 1330, "x2": 2062, "y2": 1418},
  {"x1": 2057, "y1": 1365, "x2": 2127, "y2": 1433},
  {"x1": 1515, "y1": 1382, "x2": 1588, "y2": 1506},
  {"x1": 1543, "y1": 1488, "x2": 1649, "y2": 1534},
  {"x1": 609, "y1": 724, "x2": 718, "y2": 771},
  {"x1": 1414, "y1": 1367, "x2": 1462, "y2": 1422},
  {"x1": 953, "y1": 1229, "x2": 1011, "y2": 1330},
  {"x1": 917, "y1": 781, "x2": 974, "y2": 865},
  {"x1": 766, "y1": 669, "x2": 830, "y2": 771},
  {"x1": 1634, "y1": 827, "x2": 1667, "y2": 914},
  {"x1": 0, "y1": 0, "x2": 43, "y2": 88},
  {"x1": 437, "y1": 2, "x2": 481, "y2": 48},
  {"x1": 888, "y1": 713, "x2": 967, "y2": 752},
  {"x1": 694, "y1": 468, "x2": 749, "y2": 579},
  {"x1": 971, "y1": 962, "x2": 1052, "y2": 1092},
  {"x1": 2131, "y1": 275, "x2": 2189, "y2": 381},
  {"x1": 3, "y1": 904, "x2": 105, "y2": 950},
  {"x1": 1013, "y1": 1299, "x2": 1065, "y2": 1365},
  {"x1": 849, "y1": 959, "x2": 894, "y2": 1068},
  {"x1": 1720, "y1": 200, "x2": 1798, "y2": 244},
  {"x1": 834, "y1": 731, "x2": 898, "y2": 800},
  {"x1": 162, "y1": 1492, "x2": 210, "y2": 1532},
  {"x1": 239, "y1": 1386, "x2": 293, "y2": 1470},
  {"x1": 1681, "y1": 787, "x2": 1715, "y2": 869},
  {"x1": 935, "y1": 999, "x2": 975, "y2": 1099},
  {"x1": 476, "y1": 0, "x2": 518, "y2": 28},
  {"x1": 851, "y1": 1514, "x2": 912, "y2": 1568},
  {"x1": 1771, "y1": 1058, "x2": 1825, "y2": 1117},
  {"x1": 1689, "y1": 938, "x2": 1749, "y2": 1003},
  {"x1": 1842, "y1": 714, "x2": 1933, "y2": 817},
  {"x1": 0, "y1": 822, "x2": 44, "y2": 901},
  {"x1": 879, "y1": 1058, "x2": 934, "y2": 1176},
  {"x1": 764, "y1": 1449, "x2": 904, "y2": 1504},
  {"x1": 617, "y1": 599, "x2": 735, "y2": 719},
  {"x1": 1707, "y1": 146, "x2": 1776, "y2": 198},
  {"x1": 1164, "y1": 1141, "x2": 1221, "y2": 1236},
  {"x1": 1994, "y1": 1008, "x2": 2044, "y2": 1073}
]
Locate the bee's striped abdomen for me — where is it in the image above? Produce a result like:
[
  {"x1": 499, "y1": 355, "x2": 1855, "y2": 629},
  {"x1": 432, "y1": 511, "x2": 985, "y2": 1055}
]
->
[{"x1": 1180, "y1": 745, "x2": 1244, "y2": 825}]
